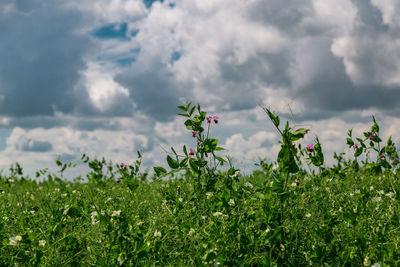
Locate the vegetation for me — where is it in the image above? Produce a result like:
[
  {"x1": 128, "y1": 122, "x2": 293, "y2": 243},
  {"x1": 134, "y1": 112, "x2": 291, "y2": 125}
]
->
[{"x1": 0, "y1": 103, "x2": 399, "y2": 266}]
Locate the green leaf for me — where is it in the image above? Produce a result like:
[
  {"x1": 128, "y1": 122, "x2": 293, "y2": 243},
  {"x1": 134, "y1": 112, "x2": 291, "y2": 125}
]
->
[
  {"x1": 184, "y1": 120, "x2": 194, "y2": 130},
  {"x1": 215, "y1": 156, "x2": 226, "y2": 164},
  {"x1": 189, "y1": 158, "x2": 200, "y2": 175},
  {"x1": 346, "y1": 138, "x2": 354, "y2": 147},
  {"x1": 291, "y1": 128, "x2": 309, "y2": 141},
  {"x1": 215, "y1": 147, "x2": 225, "y2": 151},
  {"x1": 178, "y1": 113, "x2": 190, "y2": 118},
  {"x1": 153, "y1": 166, "x2": 167, "y2": 176},
  {"x1": 189, "y1": 105, "x2": 196, "y2": 116},
  {"x1": 166, "y1": 155, "x2": 180, "y2": 169},
  {"x1": 183, "y1": 145, "x2": 188, "y2": 157},
  {"x1": 177, "y1": 105, "x2": 187, "y2": 112},
  {"x1": 179, "y1": 158, "x2": 188, "y2": 168}
]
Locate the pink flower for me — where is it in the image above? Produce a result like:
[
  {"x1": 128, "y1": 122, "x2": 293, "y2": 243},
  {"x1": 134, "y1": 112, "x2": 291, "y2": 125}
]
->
[
  {"x1": 120, "y1": 163, "x2": 127, "y2": 169},
  {"x1": 307, "y1": 144, "x2": 314, "y2": 152},
  {"x1": 206, "y1": 116, "x2": 212, "y2": 123},
  {"x1": 213, "y1": 116, "x2": 219, "y2": 124},
  {"x1": 189, "y1": 149, "x2": 195, "y2": 156},
  {"x1": 380, "y1": 153, "x2": 386, "y2": 159},
  {"x1": 191, "y1": 131, "x2": 197, "y2": 138},
  {"x1": 354, "y1": 143, "x2": 359, "y2": 149},
  {"x1": 117, "y1": 177, "x2": 121, "y2": 183},
  {"x1": 369, "y1": 132, "x2": 377, "y2": 140}
]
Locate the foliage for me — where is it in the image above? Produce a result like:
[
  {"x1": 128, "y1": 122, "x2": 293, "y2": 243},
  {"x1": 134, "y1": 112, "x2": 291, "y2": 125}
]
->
[{"x1": 0, "y1": 103, "x2": 399, "y2": 266}]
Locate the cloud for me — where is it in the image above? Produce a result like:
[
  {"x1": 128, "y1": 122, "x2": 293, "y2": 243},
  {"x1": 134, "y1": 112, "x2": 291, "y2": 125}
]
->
[
  {"x1": 0, "y1": 1, "x2": 93, "y2": 117},
  {"x1": 1, "y1": 0, "x2": 400, "y2": 178}
]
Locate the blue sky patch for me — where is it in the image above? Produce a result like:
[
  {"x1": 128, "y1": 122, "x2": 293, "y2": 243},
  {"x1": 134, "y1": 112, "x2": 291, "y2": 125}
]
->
[
  {"x1": 143, "y1": 0, "x2": 164, "y2": 9},
  {"x1": 93, "y1": 23, "x2": 128, "y2": 39},
  {"x1": 171, "y1": 51, "x2": 181, "y2": 63}
]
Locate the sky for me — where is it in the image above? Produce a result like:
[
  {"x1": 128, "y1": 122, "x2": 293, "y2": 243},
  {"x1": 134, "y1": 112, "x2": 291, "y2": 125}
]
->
[{"x1": 1, "y1": 0, "x2": 400, "y2": 178}]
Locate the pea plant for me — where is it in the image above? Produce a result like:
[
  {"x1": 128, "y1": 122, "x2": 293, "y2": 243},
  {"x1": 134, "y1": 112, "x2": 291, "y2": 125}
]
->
[
  {"x1": 154, "y1": 103, "x2": 227, "y2": 190},
  {"x1": 346, "y1": 116, "x2": 400, "y2": 172}
]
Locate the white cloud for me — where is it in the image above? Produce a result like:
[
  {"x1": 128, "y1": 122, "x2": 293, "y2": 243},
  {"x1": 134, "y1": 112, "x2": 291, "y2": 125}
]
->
[
  {"x1": 83, "y1": 62, "x2": 130, "y2": 112},
  {"x1": 371, "y1": 0, "x2": 400, "y2": 28},
  {"x1": 331, "y1": 34, "x2": 400, "y2": 87}
]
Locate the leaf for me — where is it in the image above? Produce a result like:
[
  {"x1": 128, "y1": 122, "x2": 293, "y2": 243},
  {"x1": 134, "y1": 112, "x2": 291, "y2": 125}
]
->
[
  {"x1": 215, "y1": 147, "x2": 225, "y2": 151},
  {"x1": 177, "y1": 105, "x2": 187, "y2": 112},
  {"x1": 178, "y1": 113, "x2": 190, "y2": 118},
  {"x1": 215, "y1": 156, "x2": 226, "y2": 164},
  {"x1": 179, "y1": 158, "x2": 188, "y2": 168},
  {"x1": 189, "y1": 105, "x2": 196, "y2": 116},
  {"x1": 167, "y1": 155, "x2": 180, "y2": 169},
  {"x1": 291, "y1": 128, "x2": 309, "y2": 141},
  {"x1": 346, "y1": 138, "x2": 354, "y2": 147},
  {"x1": 189, "y1": 158, "x2": 200, "y2": 175},
  {"x1": 153, "y1": 166, "x2": 167, "y2": 176},
  {"x1": 183, "y1": 145, "x2": 188, "y2": 157}
]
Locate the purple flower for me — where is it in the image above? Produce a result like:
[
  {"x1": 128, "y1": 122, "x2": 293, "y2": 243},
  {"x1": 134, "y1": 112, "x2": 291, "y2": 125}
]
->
[
  {"x1": 213, "y1": 116, "x2": 219, "y2": 124},
  {"x1": 307, "y1": 144, "x2": 314, "y2": 152},
  {"x1": 120, "y1": 163, "x2": 127, "y2": 169},
  {"x1": 189, "y1": 149, "x2": 195, "y2": 156},
  {"x1": 117, "y1": 177, "x2": 121, "y2": 183},
  {"x1": 380, "y1": 153, "x2": 386, "y2": 159},
  {"x1": 354, "y1": 143, "x2": 359, "y2": 149},
  {"x1": 191, "y1": 131, "x2": 197, "y2": 138},
  {"x1": 369, "y1": 132, "x2": 377, "y2": 140},
  {"x1": 206, "y1": 116, "x2": 212, "y2": 123}
]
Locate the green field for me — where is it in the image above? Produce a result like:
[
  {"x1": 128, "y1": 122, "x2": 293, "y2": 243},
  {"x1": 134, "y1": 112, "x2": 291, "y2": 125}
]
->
[{"x1": 1, "y1": 104, "x2": 399, "y2": 266}]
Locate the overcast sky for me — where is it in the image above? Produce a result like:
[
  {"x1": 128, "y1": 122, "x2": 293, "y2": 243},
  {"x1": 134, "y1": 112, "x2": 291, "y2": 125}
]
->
[{"x1": 1, "y1": 0, "x2": 400, "y2": 178}]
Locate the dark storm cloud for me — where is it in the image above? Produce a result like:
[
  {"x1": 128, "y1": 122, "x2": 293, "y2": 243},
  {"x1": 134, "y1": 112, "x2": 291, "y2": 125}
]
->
[
  {"x1": 116, "y1": 62, "x2": 190, "y2": 121},
  {"x1": 19, "y1": 139, "x2": 53, "y2": 152},
  {"x1": 0, "y1": 1, "x2": 92, "y2": 117}
]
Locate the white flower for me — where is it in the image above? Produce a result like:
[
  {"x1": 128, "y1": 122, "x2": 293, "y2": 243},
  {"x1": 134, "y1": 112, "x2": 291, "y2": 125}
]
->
[
  {"x1": 371, "y1": 263, "x2": 381, "y2": 267},
  {"x1": 9, "y1": 235, "x2": 22, "y2": 246},
  {"x1": 136, "y1": 221, "x2": 143, "y2": 226},
  {"x1": 228, "y1": 199, "x2": 235, "y2": 206},
  {"x1": 206, "y1": 192, "x2": 213, "y2": 199},
  {"x1": 154, "y1": 230, "x2": 162, "y2": 237},
  {"x1": 386, "y1": 192, "x2": 394, "y2": 198},
  {"x1": 364, "y1": 256, "x2": 371, "y2": 266},
  {"x1": 39, "y1": 240, "x2": 46, "y2": 247},
  {"x1": 370, "y1": 186, "x2": 374, "y2": 191},
  {"x1": 91, "y1": 211, "x2": 99, "y2": 225},
  {"x1": 355, "y1": 189, "x2": 360, "y2": 194},
  {"x1": 188, "y1": 228, "x2": 195, "y2": 235},
  {"x1": 178, "y1": 198, "x2": 183, "y2": 202},
  {"x1": 291, "y1": 182, "x2": 297, "y2": 187},
  {"x1": 372, "y1": 197, "x2": 382, "y2": 203},
  {"x1": 111, "y1": 210, "x2": 121, "y2": 217},
  {"x1": 245, "y1": 182, "x2": 253, "y2": 188},
  {"x1": 231, "y1": 170, "x2": 240, "y2": 178},
  {"x1": 305, "y1": 213, "x2": 311, "y2": 218},
  {"x1": 377, "y1": 190, "x2": 384, "y2": 195},
  {"x1": 213, "y1": 212, "x2": 224, "y2": 218},
  {"x1": 265, "y1": 227, "x2": 271, "y2": 233}
]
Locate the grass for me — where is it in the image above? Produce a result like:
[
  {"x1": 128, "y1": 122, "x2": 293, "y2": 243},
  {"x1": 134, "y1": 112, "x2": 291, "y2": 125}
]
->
[{"x1": 1, "y1": 165, "x2": 399, "y2": 266}]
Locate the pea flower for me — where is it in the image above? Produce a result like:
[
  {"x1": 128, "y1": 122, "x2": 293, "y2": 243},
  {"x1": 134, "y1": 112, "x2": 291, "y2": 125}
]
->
[
  {"x1": 307, "y1": 144, "x2": 314, "y2": 152},
  {"x1": 189, "y1": 149, "x2": 195, "y2": 156},
  {"x1": 380, "y1": 153, "x2": 385, "y2": 159},
  {"x1": 354, "y1": 143, "x2": 359, "y2": 149},
  {"x1": 213, "y1": 116, "x2": 219, "y2": 124},
  {"x1": 116, "y1": 177, "x2": 121, "y2": 183},
  {"x1": 191, "y1": 131, "x2": 197, "y2": 137},
  {"x1": 206, "y1": 116, "x2": 212, "y2": 123},
  {"x1": 369, "y1": 132, "x2": 377, "y2": 140}
]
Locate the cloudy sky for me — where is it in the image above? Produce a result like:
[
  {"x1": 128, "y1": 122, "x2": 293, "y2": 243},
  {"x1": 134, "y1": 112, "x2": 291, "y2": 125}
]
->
[{"x1": 1, "y1": 0, "x2": 400, "y2": 178}]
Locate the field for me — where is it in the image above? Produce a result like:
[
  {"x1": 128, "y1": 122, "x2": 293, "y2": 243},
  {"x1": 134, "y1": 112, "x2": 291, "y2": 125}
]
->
[{"x1": 1, "y1": 103, "x2": 399, "y2": 266}]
